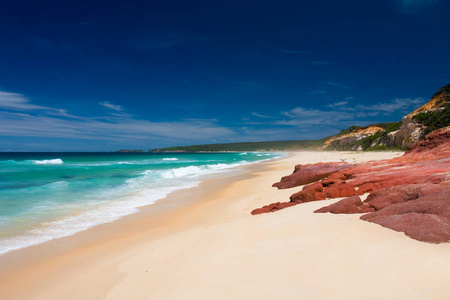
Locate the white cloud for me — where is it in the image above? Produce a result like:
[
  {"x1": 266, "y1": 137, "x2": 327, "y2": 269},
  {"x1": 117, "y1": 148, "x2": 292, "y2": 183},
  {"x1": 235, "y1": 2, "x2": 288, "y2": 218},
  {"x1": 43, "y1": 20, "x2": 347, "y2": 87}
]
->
[
  {"x1": 0, "y1": 91, "x2": 49, "y2": 111},
  {"x1": 100, "y1": 101, "x2": 123, "y2": 111},
  {"x1": 357, "y1": 98, "x2": 424, "y2": 113},
  {"x1": 278, "y1": 107, "x2": 353, "y2": 126},
  {"x1": 0, "y1": 111, "x2": 234, "y2": 142},
  {"x1": 327, "y1": 101, "x2": 349, "y2": 107},
  {"x1": 251, "y1": 112, "x2": 272, "y2": 118},
  {"x1": 0, "y1": 91, "x2": 234, "y2": 145},
  {"x1": 310, "y1": 90, "x2": 328, "y2": 95}
]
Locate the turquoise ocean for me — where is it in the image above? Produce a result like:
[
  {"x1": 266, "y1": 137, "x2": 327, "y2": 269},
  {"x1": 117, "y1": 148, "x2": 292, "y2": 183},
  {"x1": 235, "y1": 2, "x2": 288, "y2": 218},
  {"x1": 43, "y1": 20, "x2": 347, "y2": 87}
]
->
[{"x1": 0, "y1": 152, "x2": 282, "y2": 255}]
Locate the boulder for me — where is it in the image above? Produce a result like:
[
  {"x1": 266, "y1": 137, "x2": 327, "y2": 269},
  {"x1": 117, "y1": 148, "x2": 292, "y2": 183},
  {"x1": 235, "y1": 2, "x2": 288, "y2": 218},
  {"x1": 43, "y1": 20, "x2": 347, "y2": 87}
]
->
[{"x1": 273, "y1": 162, "x2": 351, "y2": 189}]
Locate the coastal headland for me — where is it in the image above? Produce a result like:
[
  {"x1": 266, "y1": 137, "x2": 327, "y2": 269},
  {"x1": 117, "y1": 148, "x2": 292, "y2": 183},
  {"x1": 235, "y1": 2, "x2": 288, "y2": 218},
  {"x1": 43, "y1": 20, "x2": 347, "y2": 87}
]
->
[{"x1": 1, "y1": 150, "x2": 450, "y2": 300}]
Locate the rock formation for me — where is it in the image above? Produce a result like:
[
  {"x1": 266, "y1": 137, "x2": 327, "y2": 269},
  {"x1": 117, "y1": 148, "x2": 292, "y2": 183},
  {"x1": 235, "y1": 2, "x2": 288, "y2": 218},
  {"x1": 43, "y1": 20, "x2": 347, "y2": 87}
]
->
[
  {"x1": 387, "y1": 115, "x2": 425, "y2": 149},
  {"x1": 252, "y1": 126, "x2": 450, "y2": 243},
  {"x1": 323, "y1": 126, "x2": 385, "y2": 150},
  {"x1": 324, "y1": 83, "x2": 450, "y2": 150}
]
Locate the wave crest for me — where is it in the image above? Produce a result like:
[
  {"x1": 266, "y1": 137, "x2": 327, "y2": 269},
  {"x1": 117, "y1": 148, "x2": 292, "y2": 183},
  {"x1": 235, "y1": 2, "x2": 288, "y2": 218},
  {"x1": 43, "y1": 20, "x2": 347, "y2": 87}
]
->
[{"x1": 33, "y1": 159, "x2": 64, "y2": 165}]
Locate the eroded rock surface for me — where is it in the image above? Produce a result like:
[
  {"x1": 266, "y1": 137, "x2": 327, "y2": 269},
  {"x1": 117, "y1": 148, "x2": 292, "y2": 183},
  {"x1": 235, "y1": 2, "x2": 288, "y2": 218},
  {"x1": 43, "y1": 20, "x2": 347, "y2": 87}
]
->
[
  {"x1": 272, "y1": 162, "x2": 351, "y2": 189},
  {"x1": 252, "y1": 127, "x2": 450, "y2": 243}
]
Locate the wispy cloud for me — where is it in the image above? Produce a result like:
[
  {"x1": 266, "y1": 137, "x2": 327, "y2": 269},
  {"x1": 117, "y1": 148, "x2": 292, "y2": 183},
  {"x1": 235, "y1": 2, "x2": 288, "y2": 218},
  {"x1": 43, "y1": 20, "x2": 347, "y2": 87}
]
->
[
  {"x1": 100, "y1": 101, "x2": 123, "y2": 111},
  {"x1": 267, "y1": 96, "x2": 425, "y2": 129},
  {"x1": 357, "y1": 98, "x2": 423, "y2": 113},
  {"x1": 0, "y1": 91, "x2": 51, "y2": 110},
  {"x1": 327, "y1": 101, "x2": 349, "y2": 107},
  {"x1": 251, "y1": 112, "x2": 273, "y2": 118},
  {"x1": 277, "y1": 107, "x2": 353, "y2": 126},
  {"x1": 310, "y1": 90, "x2": 328, "y2": 95},
  {"x1": 393, "y1": 0, "x2": 439, "y2": 14},
  {"x1": 0, "y1": 91, "x2": 234, "y2": 146}
]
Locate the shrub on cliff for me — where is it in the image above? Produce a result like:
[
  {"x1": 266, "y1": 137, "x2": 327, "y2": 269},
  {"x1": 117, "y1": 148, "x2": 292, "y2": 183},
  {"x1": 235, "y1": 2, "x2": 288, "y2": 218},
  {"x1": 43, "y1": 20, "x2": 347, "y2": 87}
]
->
[{"x1": 413, "y1": 108, "x2": 450, "y2": 136}]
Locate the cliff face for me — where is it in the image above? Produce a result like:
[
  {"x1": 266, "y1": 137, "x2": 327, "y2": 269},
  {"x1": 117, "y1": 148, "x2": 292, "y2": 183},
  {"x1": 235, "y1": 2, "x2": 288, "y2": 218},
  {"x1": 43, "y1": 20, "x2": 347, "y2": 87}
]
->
[
  {"x1": 388, "y1": 84, "x2": 450, "y2": 149},
  {"x1": 323, "y1": 126, "x2": 386, "y2": 151},
  {"x1": 325, "y1": 83, "x2": 450, "y2": 151},
  {"x1": 387, "y1": 115, "x2": 425, "y2": 149}
]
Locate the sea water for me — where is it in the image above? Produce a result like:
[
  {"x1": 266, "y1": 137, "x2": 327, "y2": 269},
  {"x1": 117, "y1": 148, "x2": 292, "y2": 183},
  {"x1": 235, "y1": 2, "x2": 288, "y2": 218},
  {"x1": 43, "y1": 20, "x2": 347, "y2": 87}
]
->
[{"x1": 0, "y1": 152, "x2": 282, "y2": 255}]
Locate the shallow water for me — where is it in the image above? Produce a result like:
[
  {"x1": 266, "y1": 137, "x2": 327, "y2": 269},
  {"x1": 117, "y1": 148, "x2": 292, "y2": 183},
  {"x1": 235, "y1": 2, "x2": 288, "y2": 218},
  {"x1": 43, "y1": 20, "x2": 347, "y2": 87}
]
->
[{"x1": 0, "y1": 152, "x2": 282, "y2": 254}]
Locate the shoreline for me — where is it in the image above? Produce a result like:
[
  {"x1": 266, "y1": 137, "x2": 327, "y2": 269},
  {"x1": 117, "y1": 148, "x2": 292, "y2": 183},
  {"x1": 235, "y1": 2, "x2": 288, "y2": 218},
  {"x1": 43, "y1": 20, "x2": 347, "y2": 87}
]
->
[
  {"x1": 0, "y1": 153, "x2": 285, "y2": 299},
  {"x1": 3, "y1": 151, "x2": 450, "y2": 300},
  {"x1": 0, "y1": 152, "x2": 281, "y2": 256}
]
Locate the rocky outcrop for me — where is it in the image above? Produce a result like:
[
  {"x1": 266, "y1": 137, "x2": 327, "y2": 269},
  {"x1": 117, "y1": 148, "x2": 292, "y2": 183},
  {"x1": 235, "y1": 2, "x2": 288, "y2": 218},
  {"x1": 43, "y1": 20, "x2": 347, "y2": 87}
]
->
[
  {"x1": 387, "y1": 115, "x2": 425, "y2": 149},
  {"x1": 252, "y1": 126, "x2": 450, "y2": 243},
  {"x1": 387, "y1": 84, "x2": 450, "y2": 149},
  {"x1": 324, "y1": 83, "x2": 450, "y2": 150},
  {"x1": 406, "y1": 125, "x2": 450, "y2": 154},
  {"x1": 272, "y1": 162, "x2": 351, "y2": 189},
  {"x1": 323, "y1": 126, "x2": 385, "y2": 150}
]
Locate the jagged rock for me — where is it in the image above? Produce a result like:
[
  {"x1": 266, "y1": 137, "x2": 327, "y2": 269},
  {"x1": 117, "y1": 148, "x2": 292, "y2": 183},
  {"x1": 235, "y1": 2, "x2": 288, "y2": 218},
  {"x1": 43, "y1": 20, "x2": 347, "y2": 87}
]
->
[
  {"x1": 363, "y1": 184, "x2": 423, "y2": 210},
  {"x1": 272, "y1": 162, "x2": 351, "y2": 189},
  {"x1": 252, "y1": 126, "x2": 450, "y2": 243},
  {"x1": 250, "y1": 202, "x2": 297, "y2": 215},
  {"x1": 314, "y1": 196, "x2": 375, "y2": 214},
  {"x1": 387, "y1": 115, "x2": 425, "y2": 149},
  {"x1": 361, "y1": 197, "x2": 450, "y2": 244},
  {"x1": 406, "y1": 126, "x2": 450, "y2": 154}
]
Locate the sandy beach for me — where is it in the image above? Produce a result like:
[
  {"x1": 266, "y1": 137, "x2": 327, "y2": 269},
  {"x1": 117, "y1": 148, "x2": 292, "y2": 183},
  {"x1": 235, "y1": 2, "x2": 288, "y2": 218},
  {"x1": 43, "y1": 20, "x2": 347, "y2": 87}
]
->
[{"x1": 2, "y1": 151, "x2": 450, "y2": 300}]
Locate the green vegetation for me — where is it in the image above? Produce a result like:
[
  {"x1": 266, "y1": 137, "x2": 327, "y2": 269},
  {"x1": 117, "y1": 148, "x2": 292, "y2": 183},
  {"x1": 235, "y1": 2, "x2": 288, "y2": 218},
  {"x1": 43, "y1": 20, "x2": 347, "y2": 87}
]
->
[
  {"x1": 413, "y1": 108, "x2": 450, "y2": 136},
  {"x1": 432, "y1": 83, "x2": 450, "y2": 100},
  {"x1": 116, "y1": 149, "x2": 144, "y2": 153},
  {"x1": 149, "y1": 139, "x2": 327, "y2": 152},
  {"x1": 336, "y1": 125, "x2": 363, "y2": 136},
  {"x1": 325, "y1": 122, "x2": 402, "y2": 151}
]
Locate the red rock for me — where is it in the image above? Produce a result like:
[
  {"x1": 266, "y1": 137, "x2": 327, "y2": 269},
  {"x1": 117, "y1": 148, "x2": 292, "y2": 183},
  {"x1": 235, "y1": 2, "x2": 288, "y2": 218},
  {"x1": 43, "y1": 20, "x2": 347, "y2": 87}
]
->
[
  {"x1": 361, "y1": 198, "x2": 450, "y2": 243},
  {"x1": 251, "y1": 202, "x2": 297, "y2": 215},
  {"x1": 251, "y1": 126, "x2": 450, "y2": 243},
  {"x1": 272, "y1": 162, "x2": 352, "y2": 189},
  {"x1": 302, "y1": 182, "x2": 324, "y2": 193},
  {"x1": 363, "y1": 184, "x2": 423, "y2": 211},
  {"x1": 315, "y1": 196, "x2": 375, "y2": 214},
  {"x1": 290, "y1": 189, "x2": 321, "y2": 203},
  {"x1": 406, "y1": 126, "x2": 450, "y2": 154}
]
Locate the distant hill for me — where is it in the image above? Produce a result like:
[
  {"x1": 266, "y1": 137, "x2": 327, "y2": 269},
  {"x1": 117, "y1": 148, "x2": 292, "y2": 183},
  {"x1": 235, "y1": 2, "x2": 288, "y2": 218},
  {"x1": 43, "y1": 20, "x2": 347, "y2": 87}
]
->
[
  {"x1": 149, "y1": 139, "x2": 326, "y2": 152},
  {"x1": 149, "y1": 83, "x2": 450, "y2": 153},
  {"x1": 116, "y1": 149, "x2": 144, "y2": 153}
]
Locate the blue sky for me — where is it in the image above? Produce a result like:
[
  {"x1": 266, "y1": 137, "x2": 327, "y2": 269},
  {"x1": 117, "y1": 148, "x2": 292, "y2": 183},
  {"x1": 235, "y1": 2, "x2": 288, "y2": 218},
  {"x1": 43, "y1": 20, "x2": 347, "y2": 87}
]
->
[{"x1": 0, "y1": 0, "x2": 449, "y2": 151}]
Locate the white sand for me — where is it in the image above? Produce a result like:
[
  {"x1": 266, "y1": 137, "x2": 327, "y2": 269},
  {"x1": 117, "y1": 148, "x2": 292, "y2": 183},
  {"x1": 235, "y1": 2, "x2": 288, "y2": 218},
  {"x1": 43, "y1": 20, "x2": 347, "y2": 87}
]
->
[{"x1": 2, "y1": 151, "x2": 450, "y2": 300}]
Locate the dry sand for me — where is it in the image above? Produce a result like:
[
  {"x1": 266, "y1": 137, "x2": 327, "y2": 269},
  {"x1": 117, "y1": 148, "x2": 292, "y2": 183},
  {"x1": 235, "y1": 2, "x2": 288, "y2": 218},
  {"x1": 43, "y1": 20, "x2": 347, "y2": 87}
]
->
[{"x1": 1, "y1": 151, "x2": 450, "y2": 300}]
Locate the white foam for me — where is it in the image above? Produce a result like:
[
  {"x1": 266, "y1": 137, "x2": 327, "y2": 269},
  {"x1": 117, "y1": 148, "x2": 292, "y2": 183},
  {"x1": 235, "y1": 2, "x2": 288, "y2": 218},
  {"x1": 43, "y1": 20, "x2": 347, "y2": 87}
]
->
[
  {"x1": 0, "y1": 185, "x2": 188, "y2": 255},
  {"x1": 0, "y1": 153, "x2": 281, "y2": 255},
  {"x1": 33, "y1": 159, "x2": 63, "y2": 165},
  {"x1": 45, "y1": 181, "x2": 69, "y2": 189},
  {"x1": 161, "y1": 166, "x2": 203, "y2": 179},
  {"x1": 163, "y1": 158, "x2": 178, "y2": 161}
]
